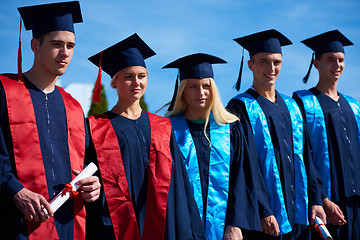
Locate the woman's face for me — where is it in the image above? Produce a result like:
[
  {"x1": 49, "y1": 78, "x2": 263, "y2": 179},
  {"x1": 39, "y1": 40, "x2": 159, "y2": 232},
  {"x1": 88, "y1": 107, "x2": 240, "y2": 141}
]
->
[
  {"x1": 183, "y1": 78, "x2": 212, "y2": 112},
  {"x1": 112, "y1": 66, "x2": 148, "y2": 101}
]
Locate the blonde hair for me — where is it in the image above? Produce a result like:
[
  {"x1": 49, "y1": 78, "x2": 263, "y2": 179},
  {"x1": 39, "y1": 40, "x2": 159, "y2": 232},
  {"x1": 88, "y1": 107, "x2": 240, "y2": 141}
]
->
[{"x1": 166, "y1": 78, "x2": 239, "y2": 142}]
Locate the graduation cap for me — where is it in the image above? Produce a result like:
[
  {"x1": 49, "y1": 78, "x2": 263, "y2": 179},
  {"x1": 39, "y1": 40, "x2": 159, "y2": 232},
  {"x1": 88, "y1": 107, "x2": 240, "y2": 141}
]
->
[
  {"x1": 163, "y1": 53, "x2": 227, "y2": 111},
  {"x1": 233, "y1": 29, "x2": 292, "y2": 90},
  {"x1": 301, "y1": 30, "x2": 353, "y2": 83},
  {"x1": 18, "y1": 1, "x2": 83, "y2": 38},
  {"x1": 88, "y1": 33, "x2": 156, "y2": 103}
]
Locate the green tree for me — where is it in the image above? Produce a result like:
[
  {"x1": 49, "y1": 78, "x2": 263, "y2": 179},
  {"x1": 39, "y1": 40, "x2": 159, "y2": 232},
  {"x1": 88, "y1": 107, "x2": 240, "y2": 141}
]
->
[
  {"x1": 88, "y1": 84, "x2": 108, "y2": 117},
  {"x1": 140, "y1": 95, "x2": 148, "y2": 112}
]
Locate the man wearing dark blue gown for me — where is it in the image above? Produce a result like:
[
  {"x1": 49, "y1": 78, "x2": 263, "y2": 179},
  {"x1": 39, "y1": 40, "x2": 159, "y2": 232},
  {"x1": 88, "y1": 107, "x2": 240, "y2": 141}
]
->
[
  {"x1": 0, "y1": 2, "x2": 100, "y2": 239},
  {"x1": 293, "y1": 30, "x2": 360, "y2": 240},
  {"x1": 226, "y1": 29, "x2": 326, "y2": 239}
]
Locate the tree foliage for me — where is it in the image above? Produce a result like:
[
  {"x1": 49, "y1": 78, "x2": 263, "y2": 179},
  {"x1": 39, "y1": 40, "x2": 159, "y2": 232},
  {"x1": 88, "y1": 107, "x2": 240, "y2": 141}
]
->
[
  {"x1": 88, "y1": 84, "x2": 108, "y2": 117},
  {"x1": 87, "y1": 84, "x2": 149, "y2": 116},
  {"x1": 140, "y1": 95, "x2": 148, "y2": 112}
]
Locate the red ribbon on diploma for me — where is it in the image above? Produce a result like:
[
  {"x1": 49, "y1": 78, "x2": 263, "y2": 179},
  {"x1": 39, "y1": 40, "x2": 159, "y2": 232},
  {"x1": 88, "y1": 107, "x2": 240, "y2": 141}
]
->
[
  {"x1": 61, "y1": 183, "x2": 79, "y2": 199},
  {"x1": 308, "y1": 223, "x2": 325, "y2": 239}
]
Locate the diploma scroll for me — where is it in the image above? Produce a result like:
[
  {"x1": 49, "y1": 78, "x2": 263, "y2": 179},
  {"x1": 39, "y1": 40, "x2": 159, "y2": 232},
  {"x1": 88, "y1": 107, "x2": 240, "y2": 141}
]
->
[
  {"x1": 315, "y1": 216, "x2": 333, "y2": 240},
  {"x1": 48, "y1": 162, "x2": 98, "y2": 213}
]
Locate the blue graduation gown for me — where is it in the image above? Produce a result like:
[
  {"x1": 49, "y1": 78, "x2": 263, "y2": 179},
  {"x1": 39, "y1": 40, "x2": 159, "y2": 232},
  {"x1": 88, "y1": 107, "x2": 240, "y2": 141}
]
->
[
  {"x1": 182, "y1": 119, "x2": 270, "y2": 232},
  {"x1": 0, "y1": 77, "x2": 89, "y2": 240},
  {"x1": 85, "y1": 111, "x2": 205, "y2": 240},
  {"x1": 227, "y1": 89, "x2": 322, "y2": 239},
  {"x1": 294, "y1": 88, "x2": 360, "y2": 240}
]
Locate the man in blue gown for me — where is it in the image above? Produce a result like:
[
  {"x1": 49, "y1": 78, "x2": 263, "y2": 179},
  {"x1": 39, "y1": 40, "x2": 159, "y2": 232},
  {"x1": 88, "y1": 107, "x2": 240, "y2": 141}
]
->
[
  {"x1": 293, "y1": 30, "x2": 360, "y2": 240},
  {"x1": 226, "y1": 29, "x2": 326, "y2": 239}
]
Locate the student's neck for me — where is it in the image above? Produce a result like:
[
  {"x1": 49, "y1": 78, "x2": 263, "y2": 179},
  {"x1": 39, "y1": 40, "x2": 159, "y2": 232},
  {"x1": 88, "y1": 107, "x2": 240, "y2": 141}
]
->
[
  {"x1": 185, "y1": 108, "x2": 208, "y2": 121},
  {"x1": 252, "y1": 84, "x2": 277, "y2": 103},
  {"x1": 111, "y1": 100, "x2": 143, "y2": 120},
  {"x1": 24, "y1": 68, "x2": 58, "y2": 93},
  {"x1": 315, "y1": 77, "x2": 339, "y2": 101}
]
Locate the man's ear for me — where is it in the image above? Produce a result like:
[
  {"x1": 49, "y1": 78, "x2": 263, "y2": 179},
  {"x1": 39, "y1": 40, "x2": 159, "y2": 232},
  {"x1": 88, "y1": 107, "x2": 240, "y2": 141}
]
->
[
  {"x1": 30, "y1": 38, "x2": 40, "y2": 54},
  {"x1": 313, "y1": 59, "x2": 320, "y2": 70},
  {"x1": 248, "y1": 60, "x2": 253, "y2": 71}
]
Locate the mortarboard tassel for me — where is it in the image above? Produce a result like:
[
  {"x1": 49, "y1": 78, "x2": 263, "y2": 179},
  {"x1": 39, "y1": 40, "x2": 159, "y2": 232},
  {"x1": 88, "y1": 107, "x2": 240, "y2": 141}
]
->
[
  {"x1": 17, "y1": 17, "x2": 24, "y2": 83},
  {"x1": 234, "y1": 48, "x2": 244, "y2": 91},
  {"x1": 167, "y1": 73, "x2": 179, "y2": 112},
  {"x1": 91, "y1": 51, "x2": 103, "y2": 103},
  {"x1": 303, "y1": 53, "x2": 315, "y2": 83}
]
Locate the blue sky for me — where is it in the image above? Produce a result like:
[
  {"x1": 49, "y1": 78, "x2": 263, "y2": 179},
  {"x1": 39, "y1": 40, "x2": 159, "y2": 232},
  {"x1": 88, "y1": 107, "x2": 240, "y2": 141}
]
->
[{"x1": 1, "y1": 0, "x2": 359, "y2": 116}]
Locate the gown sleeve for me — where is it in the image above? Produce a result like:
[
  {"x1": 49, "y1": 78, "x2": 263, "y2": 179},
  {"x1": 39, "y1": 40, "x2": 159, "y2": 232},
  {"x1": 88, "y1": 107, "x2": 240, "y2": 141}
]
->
[
  {"x1": 226, "y1": 120, "x2": 273, "y2": 232},
  {"x1": 301, "y1": 118, "x2": 324, "y2": 206},
  {"x1": 226, "y1": 99, "x2": 274, "y2": 219},
  {"x1": 292, "y1": 92, "x2": 327, "y2": 201},
  {"x1": 0, "y1": 84, "x2": 24, "y2": 197},
  {"x1": 84, "y1": 119, "x2": 116, "y2": 240},
  {"x1": 0, "y1": 127, "x2": 13, "y2": 193}
]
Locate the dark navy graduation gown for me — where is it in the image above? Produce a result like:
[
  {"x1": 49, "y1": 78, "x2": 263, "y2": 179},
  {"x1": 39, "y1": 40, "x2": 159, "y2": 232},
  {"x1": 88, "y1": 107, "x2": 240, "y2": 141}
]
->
[
  {"x1": 293, "y1": 88, "x2": 360, "y2": 240},
  {"x1": 0, "y1": 126, "x2": 12, "y2": 193},
  {"x1": 0, "y1": 74, "x2": 89, "y2": 240},
  {"x1": 85, "y1": 111, "x2": 205, "y2": 240},
  {"x1": 180, "y1": 119, "x2": 271, "y2": 232},
  {"x1": 227, "y1": 89, "x2": 322, "y2": 239}
]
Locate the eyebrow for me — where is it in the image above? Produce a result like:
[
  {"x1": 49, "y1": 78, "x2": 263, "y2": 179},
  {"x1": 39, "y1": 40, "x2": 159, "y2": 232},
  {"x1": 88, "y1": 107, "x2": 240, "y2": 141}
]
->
[
  {"x1": 326, "y1": 56, "x2": 343, "y2": 60},
  {"x1": 123, "y1": 71, "x2": 147, "y2": 75},
  {"x1": 258, "y1": 58, "x2": 281, "y2": 62},
  {"x1": 51, "y1": 40, "x2": 75, "y2": 46}
]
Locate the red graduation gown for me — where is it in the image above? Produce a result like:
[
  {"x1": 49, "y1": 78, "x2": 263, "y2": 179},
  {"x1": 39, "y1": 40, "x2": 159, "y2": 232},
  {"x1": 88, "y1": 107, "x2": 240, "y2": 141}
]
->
[
  {"x1": 0, "y1": 74, "x2": 86, "y2": 240},
  {"x1": 88, "y1": 112, "x2": 172, "y2": 240}
]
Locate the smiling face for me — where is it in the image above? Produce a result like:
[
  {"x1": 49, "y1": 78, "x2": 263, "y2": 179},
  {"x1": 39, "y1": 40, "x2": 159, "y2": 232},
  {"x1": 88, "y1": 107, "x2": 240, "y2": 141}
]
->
[
  {"x1": 314, "y1": 52, "x2": 345, "y2": 82},
  {"x1": 111, "y1": 65, "x2": 148, "y2": 102},
  {"x1": 183, "y1": 78, "x2": 212, "y2": 114},
  {"x1": 248, "y1": 52, "x2": 282, "y2": 88},
  {"x1": 32, "y1": 31, "x2": 75, "y2": 77}
]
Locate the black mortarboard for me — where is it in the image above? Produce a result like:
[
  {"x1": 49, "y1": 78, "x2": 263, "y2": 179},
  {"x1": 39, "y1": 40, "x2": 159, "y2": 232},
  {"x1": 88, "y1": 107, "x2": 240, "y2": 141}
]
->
[
  {"x1": 234, "y1": 29, "x2": 292, "y2": 58},
  {"x1": 163, "y1": 53, "x2": 226, "y2": 111},
  {"x1": 302, "y1": 30, "x2": 353, "y2": 57},
  {"x1": 88, "y1": 33, "x2": 155, "y2": 103},
  {"x1": 233, "y1": 29, "x2": 292, "y2": 90},
  {"x1": 88, "y1": 33, "x2": 155, "y2": 78},
  {"x1": 301, "y1": 30, "x2": 353, "y2": 83},
  {"x1": 18, "y1": 1, "x2": 83, "y2": 38},
  {"x1": 163, "y1": 53, "x2": 227, "y2": 80}
]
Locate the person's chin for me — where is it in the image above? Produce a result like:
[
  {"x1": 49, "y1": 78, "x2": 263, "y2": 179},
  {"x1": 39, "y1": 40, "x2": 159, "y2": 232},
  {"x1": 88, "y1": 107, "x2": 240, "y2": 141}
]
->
[
  {"x1": 131, "y1": 94, "x2": 144, "y2": 101},
  {"x1": 195, "y1": 105, "x2": 207, "y2": 110},
  {"x1": 262, "y1": 81, "x2": 276, "y2": 87},
  {"x1": 55, "y1": 67, "x2": 68, "y2": 76}
]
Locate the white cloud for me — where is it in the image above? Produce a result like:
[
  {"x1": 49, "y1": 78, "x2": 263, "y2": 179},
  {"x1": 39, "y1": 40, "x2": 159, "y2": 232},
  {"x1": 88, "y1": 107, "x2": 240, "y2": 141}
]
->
[{"x1": 64, "y1": 83, "x2": 94, "y2": 116}]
